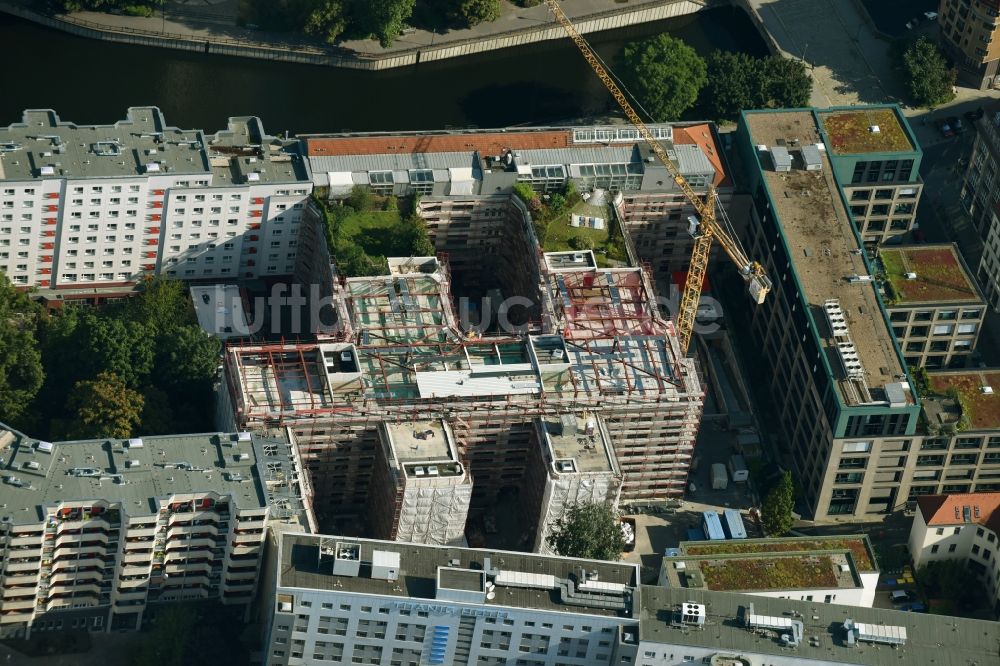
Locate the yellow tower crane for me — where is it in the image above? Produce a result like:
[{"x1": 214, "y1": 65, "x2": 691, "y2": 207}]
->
[{"x1": 544, "y1": 0, "x2": 771, "y2": 354}]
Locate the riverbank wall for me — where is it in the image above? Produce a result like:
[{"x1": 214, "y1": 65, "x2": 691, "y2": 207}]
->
[{"x1": 0, "y1": 0, "x2": 725, "y2": 71}]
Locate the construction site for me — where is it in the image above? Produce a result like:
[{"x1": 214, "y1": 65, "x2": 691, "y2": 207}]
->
[{"x1": 218, "y1": 225, "x2": 703, "y2": 548}]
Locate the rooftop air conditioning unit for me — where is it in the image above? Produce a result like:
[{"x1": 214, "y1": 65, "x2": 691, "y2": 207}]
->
[
  {"x1": 869, "y1": 125, "x2": 881, "y2": 133},
  {"x1": 982, "y1": 386, "x2": 994, "y2": 394},
  {"x1": 905, "y1": 272, "x2": 917, "y2": 280},
  {"x1": 340, "y1": 351, "x2": 353, "y2": 363}
]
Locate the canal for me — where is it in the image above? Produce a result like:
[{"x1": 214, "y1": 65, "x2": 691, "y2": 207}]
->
[{"x1": 0, "y1": 6, "x2": 767, "y2": 134}]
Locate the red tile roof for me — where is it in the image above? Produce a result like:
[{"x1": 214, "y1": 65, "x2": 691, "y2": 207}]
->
[
  {"x1": 305, "y1": 130, "x2": 571, "y2": 157},
  {"x1": 672, "y1": 123, "x2": 729, "y2": 188},
  {"x1": 917, "y1": 492, "x2": 1000, "y2": 534}
]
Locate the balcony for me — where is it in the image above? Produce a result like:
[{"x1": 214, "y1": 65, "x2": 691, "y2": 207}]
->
[
  {"x1": 165, "y1": 538, "x2": 216, "y2": 553},
  {"x1": 127, "y1": 527, "x2": 156, "y2": 539},
  {"x1": 225, "y1": 569, "x2": 257, "y2": 581},
  {"x1": 56, "y1": 516, "x2": 114, "y2": 533},
  {"x1": 165, "y1": 561, "x2": 212, "y2": 576},
  {"x1": 46, "y1": 596, "x2": 97, "y2": 612},
  {"x1": 2, "y1": 573, "x2": 39, "y2": 586},
  {"x1": 9, "y1": 535, "x2": 42, "y2": 547},
  {"x1": 3, "y1": 586, "x2": 37, "y2": 599},
  {"x1": 5, "y1": 560, "x2": 41, "y2": 573},
  {"x1": 51, "y1": 557, "x2": 102, "y2": 572},
  {"x1": 56, "y1": 532, "x2": 108, "y2": 548},
  {"x1": 49, "y1": 571, "x2": 101, "y2": 585},
  {"x1": 53, "y1": 544, "x2": 105, "y2": 558},
  {"x1": 167, "y1": 510, "x2": 224, "y2": 526},
  {"x1": 0, "y1": 609, "x2": 34, "y2": 623},
  {"x1": 167, "y1": 523, "x2": 219, "y2": 539},
  {"x1": 122, "y1": 552, "x2": 152, "y2": 565},
  {"x1": 115, "y1": 589, "x2": 147, "y2": 602},
  {"x1": 1, "y1": 599, "x2": 36, "y2": 612}
]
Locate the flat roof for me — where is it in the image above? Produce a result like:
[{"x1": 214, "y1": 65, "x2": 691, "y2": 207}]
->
[
  {"x1": 190, "y1": 284, "x2": 251, "y2": 340},
  {"x1": 384, "y1": 421, "x2": 453, "y2": 463},
  {"x1": 540, "y1": 415, "x2": 616, "y2": 474},
  {"x1": 279, "y1": 533, "x2": 638, "y2": 618},
  {"x1": 663, "y1": 548, "x2": 861, "y2": 593},
  {"x1": 0, "y1": 431, "x2": 290, "y2": 525},
  {"x1": 818, "y1": 108, "x2": 914, "y2": 154},
  {"x1": 745, "y1": 111, "x2": 907, "y2": 405},
  {"x1": 0, "y1": 108, "x2": 309, "y2": 185},
  {"x1": 926, "y1": 369, "x2": 1000, "y2": 430},
  {"x1": 639, "y1": 586, "x2": 1000, "y2": 666},
  {"x1": 0, "y1": 107, "x2": 208, "y2": 181},
  {"x1": 881, "y1": 244, "x2": 981, "y2": 305},
  {"x1": 680, "y1": 536, "x2": 876, "y2": 572}
]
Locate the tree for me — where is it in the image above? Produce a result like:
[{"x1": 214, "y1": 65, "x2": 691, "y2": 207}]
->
[
  {"x1": 917, "y1": 559, "x2": 980, "y2": 608},
  {"x1": 0, "y1": 274, "x2": 44, "y2": 424},
  {"x1": 456, "y1": 0, "x2": 500, "y2": 26},
  {"x1": 762, "y1": 56, "x2": 811, "y2": 108},
  {"x1": 356, "y1": 0, "x2": 417, "y2": 48},
  {"x1": 396, "y1": 215, "x2": 435, "y2": 256},
  {"x1": 305, "y1": 0, "x2": 348, "y2": 44},
  {"x1": 760, "y1": 470, "x2": 794, "y2": 536},
  {"x1": 703, "y1": 51, "x2": 812, "y2": 121},
  {"x1": 619, "y1": 35, "x2": 707, "y2": 121},
  {"x1": 547, "y1": 502, "x2": 625, "y2": 561},
  {"x1": 124, "y1": 276, "x2": 194, "y2": 335},
  {"x1": 79, "y1": 314, "x2": 155, "y2": 387},
  {"x1": 66, "y1": 371, "x2": 144, "y2": 440},
  {"x1": 901, "y1": 36, "x2": 955, "y2": 107},
  {"x1": 155, "y1": 325, "x2": 221, "y2": 389}
]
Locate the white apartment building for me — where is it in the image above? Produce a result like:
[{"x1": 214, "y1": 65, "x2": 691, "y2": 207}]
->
[
  {"x1": 262, "y1": 532, "x2": 1000, "y2": 666},
  {"x1": 0, "y1": 108, "x2": 311, "y2": 303},
  {"x1": 0, "y1": 425, "x2": 310, "y2": 638},
  {"x1": 908, "y1": 492, "x2": 1000, "y2": 615}
]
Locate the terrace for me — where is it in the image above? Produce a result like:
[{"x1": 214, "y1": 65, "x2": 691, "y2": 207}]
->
[
  {"x1": 818, "y1": 108, "x2": 913, "y2": 155},
  {"x1": 926, "y1": 370, "x2": 1000, "y2": 431},
  {"x1": 880, "y1": 245, "x2": 980, "y2": 305}
]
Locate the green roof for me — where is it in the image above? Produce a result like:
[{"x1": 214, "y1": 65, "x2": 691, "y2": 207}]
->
[
  {"x1": 682, "y1": 535, "x2": 876, "y2": 571},
  {"x1": 819, "y1": 108, "x2": 913, "y2": 154},
  {"x1": 928, "y1": 370, "x2": 1000, "y2": 430},
  {"x1": 881, "y1": 245, "x2": 979, "y2": 304}
]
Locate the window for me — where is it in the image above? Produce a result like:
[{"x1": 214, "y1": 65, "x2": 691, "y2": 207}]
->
[
  {"x1": 931, "y1": 545, "x2": 940, "y2": 554},
  {"x1": 842, "y1": 441, "x2": 872, "y2": 453}
]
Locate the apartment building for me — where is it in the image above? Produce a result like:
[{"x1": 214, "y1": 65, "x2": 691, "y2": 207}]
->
[
  {"x1": 218, "y1": 251, "x2": 702, "y2": 542},
  {"x1": 816, "y1": 107, "x2": 924, "y2": 248},
  {"x1": 261, "y1": 531, "x2": 1000, "y2": 666},
  {"x1": 938, "y1": 0, "x2": 1000, "y2": 89},
  {"x1": 961, "y1": 101, "x2": 1000, "y2": 239},
  {"x1": 736, "y1": 107, "x2": 921, "y2": 521},
  {"x1": 879, "y1": 244, "x2": 985, "y2": 368},
  {"x1": 0, "y1": 107, "x2": 311, "y2": 304},
  {"x1": 302, "y1": 123, "x2": 734, "y2": 280},
  {"x1": 657, "y1": 536, "x2": 879, "y2": 608},
  {"x1": 977, "y1": 200, "x2": 1000, "y2": 310},
  {"x1": 908, "y1": 492, "x2": 1000, "y2": 614},
  {"x1": 0, "y1": 425, "x2": 310, "y2": 638}
]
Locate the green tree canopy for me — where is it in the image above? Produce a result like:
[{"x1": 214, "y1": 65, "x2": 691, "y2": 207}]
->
[
  {"x1": 760, "y1": 470, "x2": 795, "y2": 536},
  {"x1": 156, "y1": 325, "x2": 222, "y2": 389},
  {"x1": 357, "y1": 0, "x2": 417, "y2": 47},
  {"x1": 0, "y1": 275, "x2": 44, "y2": 423},
  {"x1": 79, "y1": 314, "x2": 155, "y2": 388},
  {"x1": 619, "y1": 35, "x2": 707, "y2": 122},
  {"x1": 124, "y1": 276, "x2": 195, "y2": 335},
  {"x1": 456, "y1": 0, "x2": 501, "y2": 26},
  {"x1": 900, "y1": 36, "x2": 955, "y2": 107},
  {"x1": 916, "y1": 559, "x2": 980, "y2": 607},
  {"x1": 305, "y1": 0, "x2": 348, "y2": 44},
  {"x1": 702, "y1": 51, "x2": 812, "y2": 121},
  {"x1": 66, "y1": 371, "x2": 145, "y2": 440},
  {"x1": 547, "y1": 502, "x2": 625, "y2": 561}
]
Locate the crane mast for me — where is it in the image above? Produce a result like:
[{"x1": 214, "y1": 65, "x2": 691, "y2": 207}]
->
[{"x1": 544, "y1": 0, "x2": 770, "y2": 354}]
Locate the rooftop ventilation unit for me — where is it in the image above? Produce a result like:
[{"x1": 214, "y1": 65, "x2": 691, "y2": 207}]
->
[
  {"x1": 36, "y1": 441, "x2": 53, "y2": 454},
  {"x1": 679, "y1": 602, "x2": 706, "y2": 626},
  {"x1": 371, "y1": 550, "x2": 400, "y2": 581},
  {"x1": 331, "y1": 541, "x2": 361, "y2": 577},
  {"x1": 843, "y1": 619, "x2": 906, "y2": 646},
  {"x1": 905, "y1": 272, "x2": 918, "y2": 280},
  {"x1": 127, "y1": 438, "x2": 144, "y2": 449},
  {"x1": 869, "y1": 125, "x2": 881, "y2": 133},
  {"x1": 982, "y1": 386, "x2": 994, "y2": 394},
  {"x1": 557, "y1": 460, "x2": 575, "y2": 473},
  {"x1": 427, "y1": 465, "x2": 439, "y2": 476}
]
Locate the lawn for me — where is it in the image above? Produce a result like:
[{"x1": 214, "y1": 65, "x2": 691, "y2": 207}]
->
[
  {"x1": 929, "y1": 372, "x2": 1000, "y2": 430},
  {"x1": 881, "y1": 247, "x2": 976, "y2": 304},
  {"x1": 700, "y1": 555, "x2": 840, "y2": 591},
  {"x1": 339, "y1": 209, "x2": 405, "y2": 257},
  {"x1": 535, "y1": 199, "x2": 628, "y2": 268},
  {"x1": 819, "y1": 109, "x2": 913, "y2": 154},
  {"x1": 685, "y1": 537, "x2": 875, "y2": 571}
]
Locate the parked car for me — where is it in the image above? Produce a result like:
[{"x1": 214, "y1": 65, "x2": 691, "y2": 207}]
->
[
  {"x1": 903, "y1": 602, "x2": 927, "y2": 612},
  {"x1": 937, "y1": 119, "x2": 955, "y2": 138},
  {"x1": 891, "y1": 589, "x2": 914, "y2": 604},
  {"x1": 948, "y1": 116, "x2": 965, "y2": 133},
  {"x1": 924, "y1": 11, "x2": 938, "y2": 20}
]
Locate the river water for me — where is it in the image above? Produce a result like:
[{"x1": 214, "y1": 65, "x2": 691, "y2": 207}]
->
[{"x1": 0, "y1": 7, "x2": 766, "y2": 134}]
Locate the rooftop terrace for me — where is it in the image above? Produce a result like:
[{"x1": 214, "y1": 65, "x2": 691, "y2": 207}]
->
[
  {"x1": 539, "y1": 414, "x2": 617, "y2": 475},
  {"x1": 0, "y1": 430, "x2": 297, "y2": 525},
  {"x1": 926, "y1": 369, "x2": 1000, "y2": 430},
  {"x1": 745, "y1": 111, "x2": 907, "y2": 406},
  {"x1": 639, "y1": 586, "x2": 1000, "y2": 666},
  {"x1": 880, "y1": 244, "x2": 980, "y2": 305},
  {"x1": 818, "y1": 108, "x2": 914, "y2": 155},
  {"x1": 279, "y1": 532, "x2": 638, "y2": 618}
]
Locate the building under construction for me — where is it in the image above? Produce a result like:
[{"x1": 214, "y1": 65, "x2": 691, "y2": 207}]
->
[{"x1": 218, "y1": 245, "x2": 701, "y2": 546}]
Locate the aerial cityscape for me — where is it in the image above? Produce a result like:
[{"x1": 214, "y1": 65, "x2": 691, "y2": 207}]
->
[{"x1": 1, "y1": 0, "x2": 1000, "y2": 665}]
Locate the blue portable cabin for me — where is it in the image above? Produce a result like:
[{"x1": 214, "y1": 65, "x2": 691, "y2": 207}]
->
[
  {"x1": 702, "y1": 511, "x2": 726, "y2": 541},
  {"x1": 722, "y1": 509, "x2": 747, "y2": 539}
]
